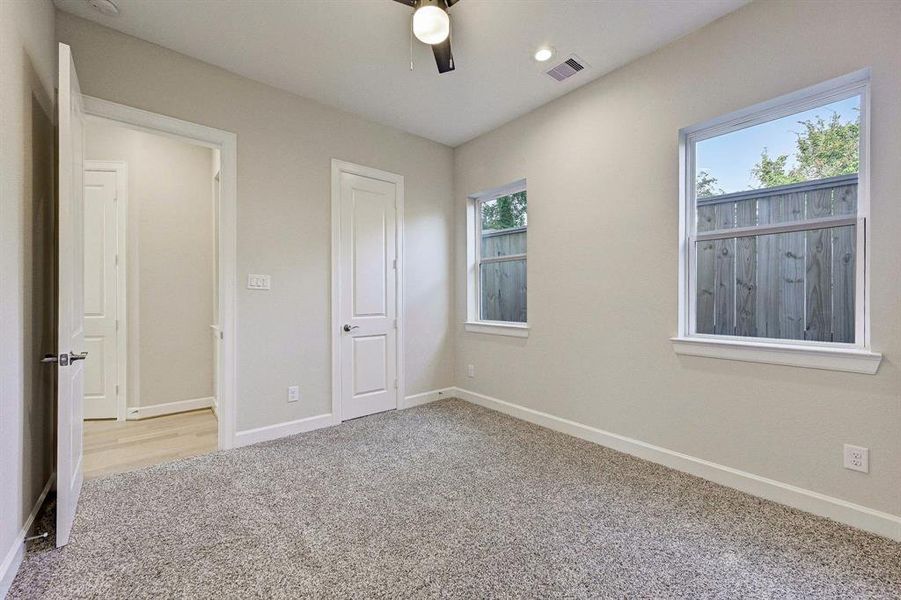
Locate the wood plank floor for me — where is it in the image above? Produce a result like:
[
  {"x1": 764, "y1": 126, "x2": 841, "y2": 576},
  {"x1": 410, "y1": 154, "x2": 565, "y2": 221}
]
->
[{"x1": 83, "y1": 409, "x2": 218, "y2": 479}]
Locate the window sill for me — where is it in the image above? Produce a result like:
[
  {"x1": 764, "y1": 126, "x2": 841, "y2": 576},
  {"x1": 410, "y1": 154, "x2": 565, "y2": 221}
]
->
[
  {"x1": 671, "y1": 336, "x2": 882, "y2": 374},
  {"x1": 465, "y1": 321, "x2": 530, "y2": 338}
]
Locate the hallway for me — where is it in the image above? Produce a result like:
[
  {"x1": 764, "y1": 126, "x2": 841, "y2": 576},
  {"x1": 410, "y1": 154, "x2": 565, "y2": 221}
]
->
[{"x1": 83, "y1": 410, "x2": 217, "y2": 479}]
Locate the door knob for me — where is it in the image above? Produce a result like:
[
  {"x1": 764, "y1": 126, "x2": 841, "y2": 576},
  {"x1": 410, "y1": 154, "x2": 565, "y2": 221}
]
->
[
  {"x1": 40, "y1": 351, "x2": 87, "y2": 366},
  {"x1": 343, "y1": 324, "x2": 359, "y2": 332}
]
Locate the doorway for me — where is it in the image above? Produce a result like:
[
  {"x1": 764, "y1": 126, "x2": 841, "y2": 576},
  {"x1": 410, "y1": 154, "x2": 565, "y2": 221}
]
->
[
  {"x1": 80, "y1": 121, "x2": 220, "y2": 478},
  {"x1": 331, "y1": 160, "x2": 405, "y2": 422}
]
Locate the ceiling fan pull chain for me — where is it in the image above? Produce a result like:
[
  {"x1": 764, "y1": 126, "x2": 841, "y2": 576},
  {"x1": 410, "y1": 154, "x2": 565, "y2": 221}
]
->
[{"x1": 448, "y1": 12, "x2": 454, "y2": 70}]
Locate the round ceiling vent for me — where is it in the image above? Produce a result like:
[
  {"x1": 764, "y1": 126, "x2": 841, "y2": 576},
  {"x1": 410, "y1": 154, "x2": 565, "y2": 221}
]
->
[{"x1": 86, "y1": 0, "x2": 120, "y2": 17}]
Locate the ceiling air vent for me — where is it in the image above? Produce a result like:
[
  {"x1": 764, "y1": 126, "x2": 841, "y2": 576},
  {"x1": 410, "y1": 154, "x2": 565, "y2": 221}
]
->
[{"x1": 546, "y1": 55, "x2": 589, "y2": 82}]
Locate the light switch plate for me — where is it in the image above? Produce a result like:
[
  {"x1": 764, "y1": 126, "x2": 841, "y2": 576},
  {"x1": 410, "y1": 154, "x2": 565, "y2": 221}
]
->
[{"x1": 247, "y1": 274, "x2": 271, "y2": 290}]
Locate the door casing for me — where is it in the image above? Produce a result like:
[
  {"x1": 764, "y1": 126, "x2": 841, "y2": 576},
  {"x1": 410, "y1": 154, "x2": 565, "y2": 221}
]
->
[
  {"x1": 81, "y1": 95, "x2": 238, "y2": 450},
  {"x1": 330, "y1": 159, "x2": 405, "y2": 423}
]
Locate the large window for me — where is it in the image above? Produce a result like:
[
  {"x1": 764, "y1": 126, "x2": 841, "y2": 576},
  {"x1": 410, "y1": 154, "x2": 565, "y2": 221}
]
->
[
  {"x1": 675, "y1": 72, "x2": 880, "y2": 373},
  {"x1": 466, "y1": 180, "x2": 528, "y2": 336}
]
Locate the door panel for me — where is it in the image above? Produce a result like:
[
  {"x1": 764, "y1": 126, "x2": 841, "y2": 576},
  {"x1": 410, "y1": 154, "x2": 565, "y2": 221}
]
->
[
  {"x1": 57, "y1": 42, "x2": 86, "y2": 547},
  {"x1": 353, "y1": 335, "x2": 388, "y2": 395},
  {"x1": 83, "y1": 337, "x2": 104, "y2": 396},
  {"x1": 338, "y1": 171, "x2": 398, "y2": 421},
  {"x1": 83, "y1": 169, "x2": 118, "y2": 419},
  {"x1": 82, "y1": 183, "x2": 105, "y2": 315},
  {"x1": 352, "y1": 195, "x2": 387, "y2": 317}
]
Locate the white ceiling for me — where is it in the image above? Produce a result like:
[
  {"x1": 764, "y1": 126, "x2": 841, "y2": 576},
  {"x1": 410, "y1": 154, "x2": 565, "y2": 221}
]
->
[{"x1": 55, "y1": 0, "x2": 748, "y2": 146}]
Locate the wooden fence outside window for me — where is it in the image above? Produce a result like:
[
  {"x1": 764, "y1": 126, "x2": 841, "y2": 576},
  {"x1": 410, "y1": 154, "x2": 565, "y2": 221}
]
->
[{"x1": 694, "y1": 174, "x2": 857, "y2": 343}]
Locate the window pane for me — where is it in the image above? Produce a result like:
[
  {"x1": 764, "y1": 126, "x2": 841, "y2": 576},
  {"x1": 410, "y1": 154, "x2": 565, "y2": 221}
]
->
[
  {"x1": 480, "y1": 259, "x2": 526, "y2": 323},
  {"x1": 695, "y1": 225, "x2": 855, "y2": 343},
  {"x1": 482, "y1": 228, "x2": 526, "y2": 259},
  {"x1": 695, "y1": 95, "x2": 860, "y2": 228},
  {"x1": 480, "y1": 191, "x2": 527, "y2": 258}
]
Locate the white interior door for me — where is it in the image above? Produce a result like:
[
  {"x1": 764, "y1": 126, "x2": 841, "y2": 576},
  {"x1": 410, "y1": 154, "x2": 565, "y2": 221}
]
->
[
  {"x1": 56, "y1": 42, "x2": 87, "y2": 547},
  {"x1": 83, "y1": 167, "x2": 118, "y2": 420},
  {"x1": 338, "y1": 171, "x2": 398, "y2": 421}
]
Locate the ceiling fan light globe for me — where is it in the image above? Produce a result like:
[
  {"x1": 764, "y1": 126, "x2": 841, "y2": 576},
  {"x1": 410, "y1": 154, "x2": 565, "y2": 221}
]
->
[{"x1": 413, "y1": 5, "x2": 450, "y2": 45}]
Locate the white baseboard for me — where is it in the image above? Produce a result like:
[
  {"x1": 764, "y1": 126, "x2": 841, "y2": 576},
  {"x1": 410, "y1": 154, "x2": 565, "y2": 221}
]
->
[
  {"x1": 0, "y1": 473, "x2": 55, "y2": 598},
  {"x1": 126, "y1": 396, "x2": 215, "y2": 420},
  {"x1": 232, "y1": 386, "x2": 454, "y2": 448},
  {"x1": 399, "y1": 387, "x2": 456, "y2": 409},
  {"x1": 234, "y1": 413, "x2": 334, "y2": 448},
  {"x1": 452, "y1": 387, "x2": 901, "y2": 542}
]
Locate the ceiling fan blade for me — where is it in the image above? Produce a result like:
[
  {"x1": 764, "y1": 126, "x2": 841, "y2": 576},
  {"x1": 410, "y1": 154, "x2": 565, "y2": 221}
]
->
[
  {"x1": 432, "y1": 37, "x2": 455, "y2": 73},
  {"x1": 445, "y1": 0, "x2": 461, "y2": 6},
  {"x1": 391, "y1": 0, "x2": 417, "y2": 6}
]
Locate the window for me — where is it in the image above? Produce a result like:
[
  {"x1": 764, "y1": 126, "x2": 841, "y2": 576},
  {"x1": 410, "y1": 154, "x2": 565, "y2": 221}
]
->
[
  {"x1": 674, "y1": 71, "x2": 881, "y2": 373},
  {"x1": 466, "y1": 180, "x2": 528, "y2": 336}
]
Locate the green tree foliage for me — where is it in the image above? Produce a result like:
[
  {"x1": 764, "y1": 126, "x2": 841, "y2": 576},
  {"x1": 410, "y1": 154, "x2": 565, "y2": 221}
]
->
[
  {"x1": 481, "y1": 191, "x2": 527, "y2": 230},
  {"x1": 751, "y1": 112, "x2": 859, "y2": 188},
  {"x1": 696, "y1": 170, "x2": 724, "y2": 198},
  {"x1": 751, "y1": 150, "x2": 795, "y2": 187}
]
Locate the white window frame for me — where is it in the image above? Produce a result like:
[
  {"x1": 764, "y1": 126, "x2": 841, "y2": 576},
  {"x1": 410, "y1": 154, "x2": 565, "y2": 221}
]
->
[
  {"x1": 465, "y1": 179, "x2": 529, "y2": 338},
  {"x1": 673, "y1": 70, "x2": 881, "y2": 374}
]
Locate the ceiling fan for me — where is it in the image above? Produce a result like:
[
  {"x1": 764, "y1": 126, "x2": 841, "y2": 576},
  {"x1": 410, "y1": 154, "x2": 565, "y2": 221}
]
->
[{"x1": 392, "y1": 0, "x2": 462, "y2": 74}]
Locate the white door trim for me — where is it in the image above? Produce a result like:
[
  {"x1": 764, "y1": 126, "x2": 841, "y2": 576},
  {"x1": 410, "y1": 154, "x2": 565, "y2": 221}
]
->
[
  {"x1": 82, "y1": 95, "x2": 238, "y2": 450},
  {"x1": 84, "y1": 160, "x2": 128, "y2": 421},
  {"x1": 330, "y1": 159, "x2": 405, "y2": 424}
]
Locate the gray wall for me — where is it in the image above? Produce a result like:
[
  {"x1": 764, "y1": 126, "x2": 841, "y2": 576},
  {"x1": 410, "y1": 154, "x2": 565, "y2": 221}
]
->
[
  {"x1": 57, "y1": 12, "x2": 456, "y2": 431},
  {"x1": 85, "y1": 121, "x2": 216, "y2": 409},
  {"x1": 0, "y1": 0, "x2": 57, "y2": 584},
  {"x1": 454, "y1": 0, "x2": 901, "y2": 516}
]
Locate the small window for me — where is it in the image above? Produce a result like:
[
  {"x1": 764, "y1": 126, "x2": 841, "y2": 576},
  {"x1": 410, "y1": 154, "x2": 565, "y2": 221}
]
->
[
  {"x1": 466, "y1": 181, "x2": 528, "y2": 335},
  {"x1": 679, "y1": 73, "x2": 871, "y2": 355}
]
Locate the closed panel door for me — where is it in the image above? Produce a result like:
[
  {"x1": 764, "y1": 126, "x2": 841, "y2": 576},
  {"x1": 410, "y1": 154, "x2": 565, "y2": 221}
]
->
[
  {"x1": 83, "y1": 169, "x2": 118, "y2": 419},
  {"x1": 339, "y1": 172, "x2": 397, "y2": 421}
]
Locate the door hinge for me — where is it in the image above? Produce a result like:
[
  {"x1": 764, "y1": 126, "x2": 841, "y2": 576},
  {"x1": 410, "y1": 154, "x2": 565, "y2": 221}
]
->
[
  {"x1": 116, "y1": 319, "x2": 120, "y2": 331},
  {"x1": 392, "y1": 259, "x2": 397, "y2": 270},
  {"x1": 394, "y1": 379, "x2": 398, "y2": 390},
  {"x1": 393, "y1": 319, "x2": 397, "y2": 329},
  {"x1": 115, "y1": 254, "x2": 119, "y2": 267},
  {"x1": 115, "y1": 384, "x2": 119, "y2": 395}
]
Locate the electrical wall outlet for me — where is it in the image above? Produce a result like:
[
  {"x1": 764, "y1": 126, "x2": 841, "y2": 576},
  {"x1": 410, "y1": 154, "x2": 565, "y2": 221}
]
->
[
  {"x1": 247, "y1": 274, "x2": 271, "y2": 290},
  {"x1": 467, "y1": 364, "x2": 475, "y2": 378},
  {"x1": 287, "y1": 385, "x2": 300, "y2": 403},
  {"x1": 843, "y1": 444, "x2": 869, "y2": 473}
]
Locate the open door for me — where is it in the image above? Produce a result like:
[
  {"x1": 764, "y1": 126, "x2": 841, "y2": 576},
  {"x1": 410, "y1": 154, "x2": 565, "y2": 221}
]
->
[{"x1": 54, "y1": 42, "x2": 87, "y2": 547}]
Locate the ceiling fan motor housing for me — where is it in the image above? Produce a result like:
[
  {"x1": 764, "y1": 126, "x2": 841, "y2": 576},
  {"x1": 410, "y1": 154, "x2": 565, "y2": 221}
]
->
[{"x1": 393, "y1": 0, "x2": 458, "y2": 73}]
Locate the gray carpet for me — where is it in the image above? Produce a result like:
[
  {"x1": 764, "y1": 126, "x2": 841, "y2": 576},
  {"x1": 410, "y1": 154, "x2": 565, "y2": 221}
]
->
[{"x1": 9, "y1": 399, "x2": 901, "y2": 599}]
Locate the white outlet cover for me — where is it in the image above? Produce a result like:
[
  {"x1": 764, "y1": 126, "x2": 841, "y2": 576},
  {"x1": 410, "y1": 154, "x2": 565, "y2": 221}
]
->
[
  {"x1": 287, "y1": 385, "x2": 300, "y2": 403},
  {"x1": 247, "y1": 274, "x2": 271, "y2": 290},
  {"x1": 467, "y1": 364, "x2": 475, "y2": 378},
  {"x1": 843, "y1": 444, "x2": 869, "y2": 473}
]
